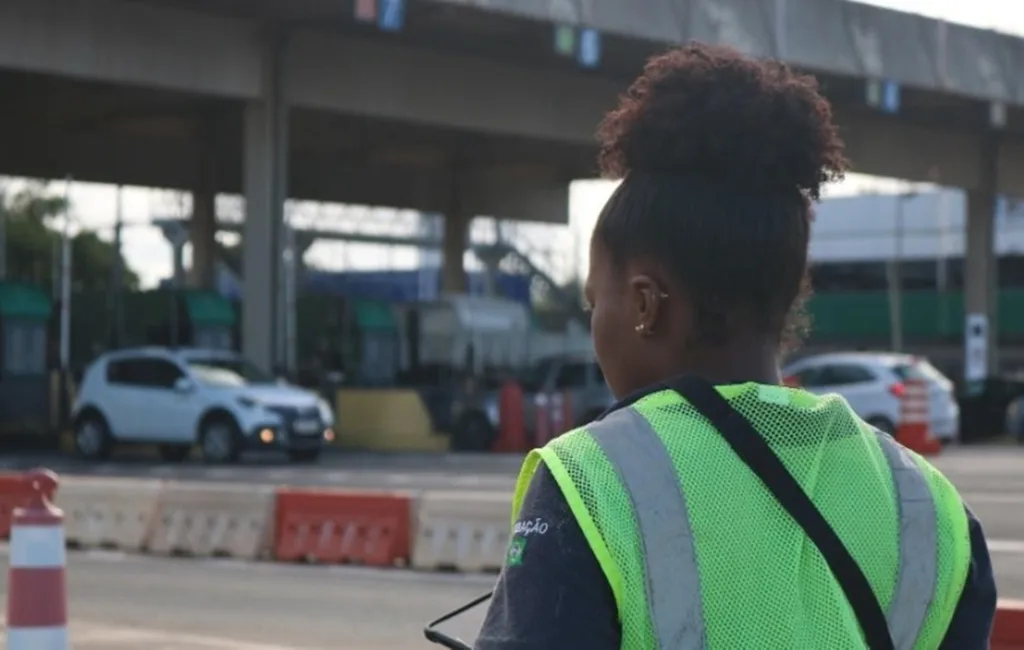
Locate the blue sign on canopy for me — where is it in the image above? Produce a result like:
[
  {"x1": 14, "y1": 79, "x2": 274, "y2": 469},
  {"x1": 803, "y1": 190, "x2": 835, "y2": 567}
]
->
[
  {"x1": 881, "y1": 80, "x2": 900, "y2": 114},
  {"x1": 379, "y1": 0, "x2": 404, "y2": 32},
  {"x1": 578, "y1": 28, "x2": 601, "y2": 68}
]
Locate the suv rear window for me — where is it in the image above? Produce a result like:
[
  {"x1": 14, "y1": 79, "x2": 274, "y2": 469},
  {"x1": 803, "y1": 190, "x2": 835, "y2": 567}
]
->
[{"x1": 890, "y1": 359, "x2": 948, "y2": 383}]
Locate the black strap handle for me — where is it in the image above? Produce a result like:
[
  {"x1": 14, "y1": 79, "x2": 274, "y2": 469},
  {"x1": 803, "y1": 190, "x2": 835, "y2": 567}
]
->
[
  {"x1": 423, "y1": 591, "x2": 492, "y2": 649},
  {"x1": 668, "y1": 376, "x2": 894, "y2": 650}
]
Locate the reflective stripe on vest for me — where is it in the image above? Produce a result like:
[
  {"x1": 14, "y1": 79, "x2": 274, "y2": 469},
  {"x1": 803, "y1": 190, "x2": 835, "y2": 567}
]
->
[
  {"x1": 590, "y1": 406, "x2": 707, "y2": 648},
  {"x1": 874, "y1": 430, "x2": 938, "y2": 648},
  {"x1": 586, "y1": 406, "x2": 938, "y2": 650}
]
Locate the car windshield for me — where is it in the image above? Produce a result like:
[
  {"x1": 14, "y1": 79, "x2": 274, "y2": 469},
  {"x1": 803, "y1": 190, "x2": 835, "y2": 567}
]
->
[
  {"x1": 187, "y1": 357, "x2": 274, "y2": 387},
  {"x1": 890, "y1": 359, "x2": 950, "y2": 385}
]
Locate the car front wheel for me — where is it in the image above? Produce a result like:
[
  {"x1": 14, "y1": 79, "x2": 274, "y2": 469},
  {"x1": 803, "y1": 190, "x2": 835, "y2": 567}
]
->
[
  {"x1": 199, "y1": 416, "x2": 242, "y2": 464},
  {"x1": 74, "y1": 413, "x2": 113, "y2": 461}
]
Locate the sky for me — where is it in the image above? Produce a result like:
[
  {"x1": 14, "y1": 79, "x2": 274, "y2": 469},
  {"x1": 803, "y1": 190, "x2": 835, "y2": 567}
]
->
[{"x1": 9, "y1": 0, "x2": 1024, "y2": 289}]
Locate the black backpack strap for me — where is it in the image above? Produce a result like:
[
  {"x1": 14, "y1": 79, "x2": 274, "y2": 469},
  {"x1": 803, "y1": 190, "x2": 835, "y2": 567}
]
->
[{"x1": 667, "y1": 376, "x2": 895, "y2": 650}]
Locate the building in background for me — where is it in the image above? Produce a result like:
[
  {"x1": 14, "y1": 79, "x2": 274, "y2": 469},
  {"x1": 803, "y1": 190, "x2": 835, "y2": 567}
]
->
[{"x1": 810, "y1": 189, "x2": 1024, "y2": 291}]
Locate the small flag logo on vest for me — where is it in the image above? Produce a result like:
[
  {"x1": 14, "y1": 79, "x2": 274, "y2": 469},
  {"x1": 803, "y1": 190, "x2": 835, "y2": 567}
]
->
[
  {"x1": 554, "y1": 25, "x2": 576, "y2": 56},
  {"x1": 507, "y1": 537, "x2": 527, "y2": 566},
  {"x1": 354, "y1": 0, "x2": 376, "y2": 22}
]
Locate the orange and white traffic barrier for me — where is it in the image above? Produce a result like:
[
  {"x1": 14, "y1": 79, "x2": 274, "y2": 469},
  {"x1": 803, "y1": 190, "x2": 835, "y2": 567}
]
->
[
  {"x1": 5, "y1": 469, "x2": 68, "y2": 650},
  {"x1": 894, "y1": 378, "x2": 941, "y2": 455}
]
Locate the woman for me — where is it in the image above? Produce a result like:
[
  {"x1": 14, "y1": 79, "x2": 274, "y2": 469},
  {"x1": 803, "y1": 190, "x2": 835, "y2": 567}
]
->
[{"x1": 475, "y1": 43, "x2": 995, "y2": 649}]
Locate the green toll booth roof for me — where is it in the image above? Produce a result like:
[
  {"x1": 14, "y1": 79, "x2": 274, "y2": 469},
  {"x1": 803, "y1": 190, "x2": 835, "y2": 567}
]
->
[{"x1": 0, "y1": 281, "x2": 52, "y2": 322}]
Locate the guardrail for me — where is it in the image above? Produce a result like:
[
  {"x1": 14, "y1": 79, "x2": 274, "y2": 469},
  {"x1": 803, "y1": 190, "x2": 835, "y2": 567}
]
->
[{"x1": 0, "y1": 471, "x2": 472, "y2": 570}]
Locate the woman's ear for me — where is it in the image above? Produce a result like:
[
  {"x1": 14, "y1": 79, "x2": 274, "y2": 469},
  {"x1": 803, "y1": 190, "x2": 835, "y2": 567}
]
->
[{"x1": 628, "y1": 274, "x2": 667, "y2": 336}]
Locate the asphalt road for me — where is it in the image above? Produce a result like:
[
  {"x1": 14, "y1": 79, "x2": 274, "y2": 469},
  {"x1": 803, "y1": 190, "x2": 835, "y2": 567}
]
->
[
  {"x1": 4, "y1": 444, "x2": 1024, "y2": 491},
  {"x1": 0, "y1": 449, "x2": 524, "y2": 493},
  {"x1": 0, "y1": 549, "x2": 494, "y2": 650}
]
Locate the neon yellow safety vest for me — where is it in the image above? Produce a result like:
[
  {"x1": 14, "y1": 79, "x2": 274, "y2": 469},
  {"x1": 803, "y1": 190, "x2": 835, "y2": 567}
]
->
[{"x1": 511, "y1": 383, "x2": 971, "y2": 650}]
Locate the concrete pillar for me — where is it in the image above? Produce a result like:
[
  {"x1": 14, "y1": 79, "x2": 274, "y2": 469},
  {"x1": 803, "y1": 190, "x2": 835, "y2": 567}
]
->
[
  {"x1": 442, "y1": 212, "x2": 469, "y2": 294},
  {"x1": 188, "y1": 186, "x2": 216, "y2": 289},
  {"x1": 963, "y1": 136, "x2": 999, "y2": 382},
  {"x1": 294, "y1": 232, "x2": 315, "y2": 282},
  {"x1": 189, "y1": 112, "x2": 222, "y2": 290},
  {"x1": 242, "y1": 29, "x2": 288, "y2": 373}
]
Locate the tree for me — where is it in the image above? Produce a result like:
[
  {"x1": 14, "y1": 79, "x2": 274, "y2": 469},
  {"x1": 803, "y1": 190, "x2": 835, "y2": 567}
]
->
[{"x1": 1, "y1": 183, "x2": 139, "y2": 291}]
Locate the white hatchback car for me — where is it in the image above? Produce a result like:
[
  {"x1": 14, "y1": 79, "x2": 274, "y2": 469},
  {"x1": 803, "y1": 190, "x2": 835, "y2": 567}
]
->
[
  {"x1": 782, "y1": 352, "x2": 959, "y2": 442},
  {"x1": 72, "y1": 347, "x2": 335, "y2": 463}
]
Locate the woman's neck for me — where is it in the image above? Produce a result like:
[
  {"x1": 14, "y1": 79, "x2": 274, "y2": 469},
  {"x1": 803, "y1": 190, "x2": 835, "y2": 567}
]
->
[{"x1": 666, "y1": 340, "x2": 781, "y2": 386}]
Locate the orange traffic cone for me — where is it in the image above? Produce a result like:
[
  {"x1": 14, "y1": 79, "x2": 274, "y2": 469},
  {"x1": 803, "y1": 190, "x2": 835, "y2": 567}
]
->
[
  {"x1": 493, "y1": 380, "x2": 527, "y2": 453},
  {"x1": 5, "y1": 468, "x2": 68, "y2": 650},
  {"x1": 895, "y1": 379, "x2": 941, "y2": 455}
]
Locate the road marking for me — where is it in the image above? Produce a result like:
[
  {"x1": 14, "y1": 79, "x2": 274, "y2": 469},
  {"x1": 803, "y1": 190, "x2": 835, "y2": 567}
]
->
[
  {"x1": 80, "y1": 549, "x2": 130, "y2": 562},
  {"x1": 988, "y1": 540, "x2": 1024, "y2": 554},
  {"x1": 0, "y1": 544, "x2": 500, "y2": 588},
  {"x1": 0, "y1": 619, "x2": 326, "y2": 649},
  {"x1": 962, "y1": 492, "x2": 1024, "y2": 504},
  {"x1": 325, "y1": 564, "x2": 499, "y2": 587}
]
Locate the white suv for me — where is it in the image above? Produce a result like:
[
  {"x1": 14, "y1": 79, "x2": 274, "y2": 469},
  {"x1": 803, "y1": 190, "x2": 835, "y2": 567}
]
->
[
  {"x1": 71, "y1": 347, "x2": 335, "y2": 463},
  {"x1": 782, "y1": 352, "x2": 959, "y2": 443}
]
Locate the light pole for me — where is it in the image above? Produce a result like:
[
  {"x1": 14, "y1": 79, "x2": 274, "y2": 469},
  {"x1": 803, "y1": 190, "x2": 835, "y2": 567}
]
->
[
  {"x1": 886, "y1": 189, "x2": 917, "y2": 352},
  {"x1": 59, "y1": 176, "x2": 74, "y2": 374}
]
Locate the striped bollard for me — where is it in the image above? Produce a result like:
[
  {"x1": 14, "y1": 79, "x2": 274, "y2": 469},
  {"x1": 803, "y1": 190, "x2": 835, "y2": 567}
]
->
[{"x1": 5, "y1": 469, "x2": 67, "y2": 650}]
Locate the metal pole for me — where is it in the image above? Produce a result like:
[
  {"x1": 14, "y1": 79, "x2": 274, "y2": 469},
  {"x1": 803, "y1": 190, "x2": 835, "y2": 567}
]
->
[
  {"x1": 51, "y1": 235, "x2": 60, "y2": 300},
  {"x1": 283, "y1": 214, "x2": 297, "y2": 377},
  {"x1": 886, "y1": 194, "x2": 906, "y2": 353},
  {"x1": 171, "y1": 239, "x2": 184, "y2": 347},
  {"x1": 112, "y1": 186, "x2": 125, "y2": 346},
  {"x1": 0, "y1": 187, "x2": 6, "y2": 280},
  {"x1": 936, "y1": 189, "x2": 950, "y2": 292},
  {"x1": 59, "y1": 176, "x2": 73, "y2": 372},
  {"x1": 936, "y1": 189, "x2": 951, "y2": 337}
]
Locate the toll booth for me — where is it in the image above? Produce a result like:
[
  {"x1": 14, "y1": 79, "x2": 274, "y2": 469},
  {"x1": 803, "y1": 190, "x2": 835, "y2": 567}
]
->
[
  {"x1": 296, "y1": 293, "x2": 348, "y2": 387},
  {"x1": 296, "y1": 295, "x2": 400, "y2": 387},
  {"x1": 345, "y1": 300, "x2": 401, "y2": 386},
  {"x1": 137, "y1": 289, "x2": 236, "y2": 350},
  {"x1": 0, "y1": 281, "x2": 53, "y2": 439},
  {"x1": 59, "y1": 288, "x2": 236, "y2": 377}
]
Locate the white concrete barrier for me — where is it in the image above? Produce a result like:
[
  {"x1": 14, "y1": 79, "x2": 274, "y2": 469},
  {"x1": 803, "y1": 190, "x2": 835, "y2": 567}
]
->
[
  {"x1": 146, "y1": 482, "x2": 275, "y2": 560},
  {"x1": 411, "y1": 490, "x2": 512, "y2": 573},
  {"x1": 58, "y1": 477, "x2": 161, "y2": 552}
]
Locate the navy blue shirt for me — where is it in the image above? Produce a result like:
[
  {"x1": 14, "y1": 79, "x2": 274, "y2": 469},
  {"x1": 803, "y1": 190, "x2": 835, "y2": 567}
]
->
[{"x1": 477, "y1": 451, "x2": 997, "y2": 649}]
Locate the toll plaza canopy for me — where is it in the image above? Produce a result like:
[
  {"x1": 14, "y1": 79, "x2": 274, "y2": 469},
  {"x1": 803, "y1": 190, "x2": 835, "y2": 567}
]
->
[{"x1": 2, "y1": 0, "x2": 1023, "y2": 372}]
